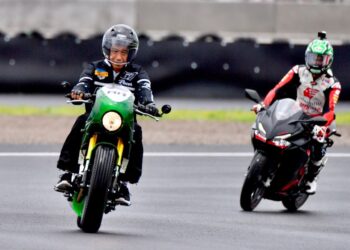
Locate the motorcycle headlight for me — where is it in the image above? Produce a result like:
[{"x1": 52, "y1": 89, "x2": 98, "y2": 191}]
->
[
  {"x1": 274, "y1": 134, "x2": 291, "y2": 140},
  {"x1": 258, "y1": 122, "x2": 266, "y2": 135},
  {"x1": 271, "y1": 134, "x2": 291, "y2": 149},
  {"x1": 102, "y1": 112, "x2": 122, "y2": 131}
]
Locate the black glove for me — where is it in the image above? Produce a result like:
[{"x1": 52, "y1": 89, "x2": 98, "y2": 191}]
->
[
  {"x1": 70, "y1": 84, "x2": 89, "y2": 100},
  {"x1": 144, "y1": 103, "x2": 159, "y2": 116},
  {"x1": 70, "y1": 90, "x2": 83, "y2": 100}
]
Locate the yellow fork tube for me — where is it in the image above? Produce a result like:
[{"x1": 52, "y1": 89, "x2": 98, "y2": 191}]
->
[
  {"x1": 86, "y1": 134, "x2": 97, "y2": 160},
  {"x1": 116, "y1": 138, "x2": 124, "y2": 166}
]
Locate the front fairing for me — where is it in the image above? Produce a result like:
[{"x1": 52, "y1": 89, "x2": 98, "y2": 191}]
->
[
  {"x1": 251, "y1": 99, "x2": 313, "y2": 197},
  {"x1": 256, "y1": 99, "x2": 305, "y2": 140},
  {"x1": 83, "y1": 85, "x2": 135, "y2": 145}
]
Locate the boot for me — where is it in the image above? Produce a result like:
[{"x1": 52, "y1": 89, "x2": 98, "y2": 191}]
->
[
  {"x1": 54, "y1": 172, "x2": 73, "y2": 192},
  {"x1": 115, "y1": 182, "x2": 131, "y2": 206},
  {"x1": 305, "y1": 157, "x2": 327, "y2": 195}
]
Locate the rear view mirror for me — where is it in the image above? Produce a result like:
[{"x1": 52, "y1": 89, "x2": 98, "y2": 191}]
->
[
  {"x1": 161, "y1": 104, "x2": 172, "y2": 114},
  {"x1": 61, "y1": 81, "x2": 73, "y2": 90},
  {"x1": 245, "y1": 89, "x2": 262, "y2": 103}
]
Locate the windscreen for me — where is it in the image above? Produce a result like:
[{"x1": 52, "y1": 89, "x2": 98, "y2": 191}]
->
[{"x1": 274, "y1": 99, "x2": 303, "y2": 121}]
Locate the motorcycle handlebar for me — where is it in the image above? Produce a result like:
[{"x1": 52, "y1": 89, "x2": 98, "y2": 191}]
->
[
  {"x1": 134, "y1": 104, "x2": 172, "y2": 120},
  {"x1": 66, "y1": 93, "x2": 94, "y2": 104}
]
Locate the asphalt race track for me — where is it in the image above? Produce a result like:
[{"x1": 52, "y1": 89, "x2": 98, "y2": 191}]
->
[{"x1": 0, "y1": 144, "x2": 349, "y2": 250}]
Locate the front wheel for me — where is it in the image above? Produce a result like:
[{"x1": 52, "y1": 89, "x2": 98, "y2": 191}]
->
[
  {"x1": 240, "y1": 152, "x2": 267, "y2": 211},
  {"x1": 282, "y1": 193, "x2": 309, "y2": 212},
  {"x1": 79, "y1": 145, "x2": 116, "y2": 233},
  {"x1": 77, "y1": 216, "x2": 82, "y2": 228}
]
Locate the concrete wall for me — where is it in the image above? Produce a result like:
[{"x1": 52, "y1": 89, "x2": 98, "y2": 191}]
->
[
  {"x1": 136, "y1": 2, "x2": 277, "y2": 33},
  {"x1": 0, "y1": 0, "x2": 136, "y2": 38},
  {"x1": 1, "y1": 0, "x2": 350, "y2": 41},
  {"x1": 275, "y1": 3, "x2": 350, "y2": 35},
  {"x1": 136, "y1": 1, "x2": 350, "y2": 41}
]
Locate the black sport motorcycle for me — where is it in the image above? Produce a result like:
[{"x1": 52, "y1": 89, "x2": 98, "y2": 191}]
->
[{"x1": 240, "y1": 89, "x2": 340, "y2": 212}]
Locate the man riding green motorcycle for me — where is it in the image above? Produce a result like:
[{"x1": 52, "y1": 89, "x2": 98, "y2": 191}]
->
[{"x1": 54, "y1": 24, "x2": 158, "y2": 206}]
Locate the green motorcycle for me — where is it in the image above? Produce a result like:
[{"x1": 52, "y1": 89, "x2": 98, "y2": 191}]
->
[{"x1": 61, "y1": 83, "x2": 171, "y2": 233}]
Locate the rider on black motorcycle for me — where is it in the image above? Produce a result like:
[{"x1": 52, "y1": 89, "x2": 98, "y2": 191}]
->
[
  {"x1": 54, "y1": 24, "x2": 158, "y2": 206},
  {"x1": 252, "y1": 31, "x2": 341, "y2": 195}
]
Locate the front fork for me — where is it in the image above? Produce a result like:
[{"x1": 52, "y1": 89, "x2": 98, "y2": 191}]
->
[
  {"x1": 75, "y1": 135, "x2": 127, "y2": 200},
  {"x1": 69, "y1": 134, "x2": 128, "y2": 215},
  {"x1": 251, "y1": 151, "x2": 280, "y2": 188},
  {"x1": 74, "y1": 134, "x2": 98, "y2": 203},
  {"x1": 112, "y1": 138, "x2": 127, "y2": 189}
]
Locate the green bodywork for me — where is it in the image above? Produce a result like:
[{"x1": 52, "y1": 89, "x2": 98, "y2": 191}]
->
[
  {"x1": 71, "y1": 84, "x2": 135, "y2": 216},
  {"x1": 82, "y1": 85, "x2": 135, "y2": 145},
  {"x1": 71, "y1": 193, "x2": 85, "y2": 217}
]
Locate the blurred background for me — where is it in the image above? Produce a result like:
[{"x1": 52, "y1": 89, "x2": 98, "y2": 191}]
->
[{"x1": 0, "y1": 0, "x2": 349, "y2": 99}]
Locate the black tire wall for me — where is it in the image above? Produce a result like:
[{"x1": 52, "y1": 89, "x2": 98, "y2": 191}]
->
[{"x1": 0, "y1": 32, "x2": 348, "y2": 99}]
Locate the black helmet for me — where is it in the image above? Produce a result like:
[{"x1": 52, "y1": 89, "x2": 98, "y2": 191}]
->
[{"x1": 102, "y1": 24, "x2": 139, "y2": 65}]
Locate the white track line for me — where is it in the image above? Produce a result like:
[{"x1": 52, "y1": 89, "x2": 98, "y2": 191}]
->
[{"x1": 0, "y1": 152, "x2": 350, "y2": 157}]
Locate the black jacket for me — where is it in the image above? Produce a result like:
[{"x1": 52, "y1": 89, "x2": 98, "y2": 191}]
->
[{"x1": 73, "y1": 59, "x2": 154, "y2": 105}]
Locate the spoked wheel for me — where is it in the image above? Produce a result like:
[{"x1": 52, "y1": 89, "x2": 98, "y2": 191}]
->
[
  {"x1": 240, "y1": 152, "x2": 267, "y2": 211},
  {"x1": 79, "y1": 145, "x2": 116, "y2": 233},
  {"x1": 282, "y1": 193, "x2": 309, "y2": 212}
]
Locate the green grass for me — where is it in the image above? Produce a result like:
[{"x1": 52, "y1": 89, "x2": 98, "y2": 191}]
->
[
  {"x1": 163, "y1": 109, "x2": 255, "y2": 122},
  {"x1": 1, "y1": 105, "x2": 350, "y2": 125},
  {"x1": 0, "y1": 105, "x2": 85, "y2": 116},
  {"x1": 335, "y1": 112, "x2": 350, "y2": 125}
]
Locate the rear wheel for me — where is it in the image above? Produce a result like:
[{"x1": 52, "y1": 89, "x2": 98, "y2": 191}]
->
[
  {"x1": 240, "y1": 152, "x2": 267, "y2": 211},
  {"x1": 282, "y1": 193, "x2": 309, "y2": 212},
  {"x1": 79, "y1": 145, "x2": 116, "y2": 233}
]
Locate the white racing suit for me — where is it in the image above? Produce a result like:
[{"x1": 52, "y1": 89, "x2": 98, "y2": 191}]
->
[{"x1": 262, "y1": 65, "x2": 341, "y2": 182}]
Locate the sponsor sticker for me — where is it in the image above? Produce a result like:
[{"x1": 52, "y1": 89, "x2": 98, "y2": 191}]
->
[
  {"x1": 333, "y1": 90, "x2": 340, "y2": 104},
  {"x1": 123, "y1": 71, "x2": 137, "y2": 81},
  {"x1": 94, "y1": 68, "x2": 109, "y2": 80},
  {"x1": 303, "y1": 87, "x2": 319, "y2": 99}
]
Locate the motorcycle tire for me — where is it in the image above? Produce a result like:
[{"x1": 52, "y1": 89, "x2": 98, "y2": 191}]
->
[
  {"x1": 77, "y1": 216, "x2": 82, "y2": 228},
  {"x1": 79, "y1": 145, "x2": 116, "y2": 233},
  {"x1": 282, "y1": 193, "x2": 309, "y2": 212},
  {"x1": 240, "y1": 152, "x2": 267, "y2": 211}
]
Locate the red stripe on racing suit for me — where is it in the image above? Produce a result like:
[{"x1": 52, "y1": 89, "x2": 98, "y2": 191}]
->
[{"x1": 263, "y1": 67, "x2": 297, "y2": 106}]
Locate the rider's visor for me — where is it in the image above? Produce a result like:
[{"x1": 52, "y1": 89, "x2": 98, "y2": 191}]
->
[
  {"x1": 305, "y1": 52, "x2": 331, "y2": 68},
  {"x1": 110, "y1": 34, "x2": 133, "y2": 48}
]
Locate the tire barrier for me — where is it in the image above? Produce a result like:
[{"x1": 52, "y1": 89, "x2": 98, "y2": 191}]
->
[{"x1": 0, "y1": 32, "x2": 349, "y2": 99}]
